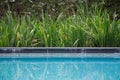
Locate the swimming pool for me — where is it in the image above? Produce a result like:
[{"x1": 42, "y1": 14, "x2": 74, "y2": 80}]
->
[{"x1": 0, "y1": 48, "x2": 120, "y2": 80}]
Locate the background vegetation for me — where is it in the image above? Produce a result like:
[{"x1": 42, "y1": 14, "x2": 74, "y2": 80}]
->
[
  {"x1": 0, "y1": 0, "x2": 120, "y2": 47},
  {"x1": 0, "y1": 0, "x2": 120, "y2": 19}
]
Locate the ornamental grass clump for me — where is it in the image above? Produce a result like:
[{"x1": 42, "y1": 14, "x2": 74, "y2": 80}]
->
[{"x1": 0, "y1": 3, "x2": 120, "y2": 47}]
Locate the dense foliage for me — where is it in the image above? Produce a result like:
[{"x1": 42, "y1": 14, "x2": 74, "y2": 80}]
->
[
  {"x1": 0, "y1": 0, "x2": 120, "y2": 19},
  {"x1": 0, "y1": 4, "x2": 120, "y2": 47}
]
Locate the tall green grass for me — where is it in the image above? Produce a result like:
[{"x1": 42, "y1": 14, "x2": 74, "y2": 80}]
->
[{"x1": 0, "y1": 4, "x2": 120, "y2": 47}]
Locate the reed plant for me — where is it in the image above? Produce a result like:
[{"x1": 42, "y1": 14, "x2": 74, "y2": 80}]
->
[{"x1": 0, "y1": 3, "x2": 120, "y2": 47}]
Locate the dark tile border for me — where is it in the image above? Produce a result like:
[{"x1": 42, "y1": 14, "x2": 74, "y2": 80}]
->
[
  {"x1": 84, "y1": 49, "x2": 120, "y2": 53},
  {"x1": 0, "y1": 49, "x2": 12, "y2": 53},
  {"x1": 0, "y1": 48, "x2": 120, "y2": 54}
]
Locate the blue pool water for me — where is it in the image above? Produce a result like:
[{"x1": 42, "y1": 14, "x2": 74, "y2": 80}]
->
[{"x1": 0, "y1": 55, "x2": 120, "y2": 80}]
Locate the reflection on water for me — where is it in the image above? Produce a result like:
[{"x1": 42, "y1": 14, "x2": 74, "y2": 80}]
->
[{"x1": 0, "y1": 62, "x2": 120, "y2": 80}]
